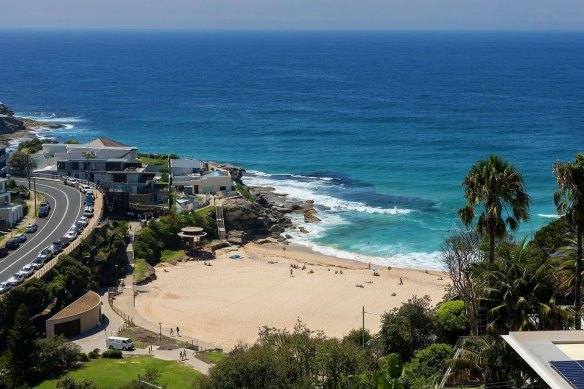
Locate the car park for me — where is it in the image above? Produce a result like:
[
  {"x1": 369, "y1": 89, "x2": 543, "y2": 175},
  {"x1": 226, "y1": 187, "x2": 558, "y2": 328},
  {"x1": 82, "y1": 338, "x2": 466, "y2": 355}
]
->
[
  {"x1": 0, "y1": 248, "x2": 8, "y2": 258},
  {"x1": 32, "y1": 257, "x2": 44, "y2": 270},
  {"x1": 15, "y1": 233, "x2": 26, "y2": 243},
  {"x1": 7, "y1": 273, "x2": 24, "y2": 286},
  {"x1": 65, "y1": 230, "x2": 78, "y2": 241},
  {"x1": 84, "y1": 206, "x2": 94, "y2": 218},
  {"x1": 6, "y1": 238, "x2": 20, "y2": 250},
  {"x1": 19, "y1": 264, "x2": 35, "y2": 278},
  {"x1": 25, "y1": 223, "x2": 38, "y2": 233},
  {"x1": 0, "y1": 281, "x2": 12, "y2": 294}
]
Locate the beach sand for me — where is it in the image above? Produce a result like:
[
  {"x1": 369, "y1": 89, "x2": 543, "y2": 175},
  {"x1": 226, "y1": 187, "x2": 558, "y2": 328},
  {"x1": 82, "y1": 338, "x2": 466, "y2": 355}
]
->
[{"x1": 135, "y1": 242, "x2": 449, "y2": 350}]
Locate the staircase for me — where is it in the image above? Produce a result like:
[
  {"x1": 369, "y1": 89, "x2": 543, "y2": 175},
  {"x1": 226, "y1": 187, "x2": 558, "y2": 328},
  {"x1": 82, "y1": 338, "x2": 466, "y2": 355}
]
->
[{"x1": 215, "y1": 200, "x2": 226, "y2": 241}]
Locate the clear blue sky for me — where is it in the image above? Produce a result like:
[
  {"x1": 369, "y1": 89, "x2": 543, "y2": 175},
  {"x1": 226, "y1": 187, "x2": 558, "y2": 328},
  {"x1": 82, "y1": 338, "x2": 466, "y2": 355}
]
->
[{"x1": 2, "y1": 0, "x2": 583, "y2": 30}]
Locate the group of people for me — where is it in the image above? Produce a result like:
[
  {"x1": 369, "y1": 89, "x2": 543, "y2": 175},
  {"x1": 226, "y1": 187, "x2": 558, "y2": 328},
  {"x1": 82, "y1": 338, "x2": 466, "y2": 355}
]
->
[
  {"x1": 203, "y1": 262, "x2": 213, "y2": 266},
  {"x1": 179, "y1": 349, "x2": 188, "y2": 361},
  {"x1": 170, "y1": 326, "x2": 180, "y2": 337}
]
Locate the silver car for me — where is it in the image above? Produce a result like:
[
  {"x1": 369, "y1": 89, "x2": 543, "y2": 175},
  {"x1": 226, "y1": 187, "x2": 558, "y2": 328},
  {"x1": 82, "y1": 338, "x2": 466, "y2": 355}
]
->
[
  {"x1": 0, "y1": 281, "x2": 12, "y2": 294},
  {"x1": 19, "y1": 264, "x2": 35, "y2": 278},
  {"x1": 7, "y1": 273, "x2": 25, "y2": 286}
]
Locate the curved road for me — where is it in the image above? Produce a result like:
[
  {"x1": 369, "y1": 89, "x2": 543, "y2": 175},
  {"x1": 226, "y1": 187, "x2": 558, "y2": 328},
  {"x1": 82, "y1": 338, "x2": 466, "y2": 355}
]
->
[{"x1": 0, "y1": 179, "x2": 84, "y2": 283}]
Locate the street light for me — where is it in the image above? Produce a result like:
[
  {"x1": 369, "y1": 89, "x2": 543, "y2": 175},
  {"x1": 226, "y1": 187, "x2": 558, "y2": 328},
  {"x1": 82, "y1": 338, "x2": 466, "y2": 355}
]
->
[
  {"x1": 114, "y1": 264, "x2": 118, "y2": 291},
  {"x1": 159, "y1": 322, "x2": 162, "y2": 345}
]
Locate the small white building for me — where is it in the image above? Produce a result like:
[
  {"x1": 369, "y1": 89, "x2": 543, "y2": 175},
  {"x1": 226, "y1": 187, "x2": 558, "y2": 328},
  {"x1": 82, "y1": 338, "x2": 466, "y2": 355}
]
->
[
  {"x1": 170, "y1": 158, "x2": 204, "y2": 176},
  {"x1": 0, "y1": 178, "x2": 23, "y2": 228}
]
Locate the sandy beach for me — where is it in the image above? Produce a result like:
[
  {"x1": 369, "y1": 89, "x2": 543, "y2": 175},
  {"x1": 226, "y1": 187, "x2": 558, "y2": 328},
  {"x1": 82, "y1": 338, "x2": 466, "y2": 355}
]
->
[{"x1": 135, "y1": 242, "x2": 449, "y2": 349}]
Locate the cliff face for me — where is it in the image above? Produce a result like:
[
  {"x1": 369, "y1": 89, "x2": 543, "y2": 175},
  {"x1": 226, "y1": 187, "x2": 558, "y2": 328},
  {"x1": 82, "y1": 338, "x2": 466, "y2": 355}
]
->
[{"x1": 0, "y1": 102, "x2": 26, "y2": 134}]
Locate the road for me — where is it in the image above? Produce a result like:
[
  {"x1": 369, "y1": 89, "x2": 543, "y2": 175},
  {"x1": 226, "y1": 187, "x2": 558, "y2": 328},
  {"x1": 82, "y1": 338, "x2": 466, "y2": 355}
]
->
[{"x1": 0, "y1": 179, "x2": 84, "y2": 283}]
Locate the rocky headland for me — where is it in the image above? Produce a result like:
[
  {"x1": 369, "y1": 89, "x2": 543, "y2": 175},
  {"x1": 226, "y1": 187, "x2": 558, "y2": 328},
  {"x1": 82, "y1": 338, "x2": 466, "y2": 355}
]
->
[{"x1": 0, "y1": 102, "x2": 64, "y2": 139}]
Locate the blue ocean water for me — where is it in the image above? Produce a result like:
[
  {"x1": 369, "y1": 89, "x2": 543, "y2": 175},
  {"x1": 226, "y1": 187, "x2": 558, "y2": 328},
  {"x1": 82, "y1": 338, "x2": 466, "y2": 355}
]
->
[{"x1": 1, "y1": 30, "x2": 583, "y2": 269}]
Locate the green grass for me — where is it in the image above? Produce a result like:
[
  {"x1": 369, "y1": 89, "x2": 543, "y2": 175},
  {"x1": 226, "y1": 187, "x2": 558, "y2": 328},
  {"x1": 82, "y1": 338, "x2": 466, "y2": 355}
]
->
[
  {"x1": 195, "y1": 205, "x2": 215, "y2": 216},
  {"x1": 161, "y1": 249, "x2": 184, "y2": 263},
  {"x1": 204, "y1": 350, "x2": 226, "y2": 364},
  {"x1": 139, "y1": 156, "x2": 168, "y2": 166},
  {"x1": 35, "y1": 355, "x2": 203, "y2": 389},
  {"x1": 134, "y1": 259, "x2": 147, "y2": 284}
]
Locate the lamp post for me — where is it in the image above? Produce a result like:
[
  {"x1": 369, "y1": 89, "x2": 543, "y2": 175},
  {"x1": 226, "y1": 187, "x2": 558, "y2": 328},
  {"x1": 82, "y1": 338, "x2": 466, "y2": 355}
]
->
[
  {"x1": 159, "y1": 322, "x2": 162, "y2": 345},
  {"x1": 114, "y1": 264, "x2": 118, "y2": 291}
]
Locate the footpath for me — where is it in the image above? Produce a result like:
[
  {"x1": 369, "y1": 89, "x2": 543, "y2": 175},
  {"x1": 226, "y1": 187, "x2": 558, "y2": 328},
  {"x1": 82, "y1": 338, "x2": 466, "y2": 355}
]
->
[{"x1": 72, "y1": 221, "x2": 213, "y2": 374}]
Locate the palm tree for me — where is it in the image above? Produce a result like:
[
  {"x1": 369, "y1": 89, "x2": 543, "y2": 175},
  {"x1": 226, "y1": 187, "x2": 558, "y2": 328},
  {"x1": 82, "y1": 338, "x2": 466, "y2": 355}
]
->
[
  {"x1": 553, "y1": 153, "x2": 584, "y2": 329},
  {"x1": 459, "y1": 155, "x2": 530, "y2": 262},
  {"x1": 82, "y1": 151, "x2": 96, "y2": 184}
]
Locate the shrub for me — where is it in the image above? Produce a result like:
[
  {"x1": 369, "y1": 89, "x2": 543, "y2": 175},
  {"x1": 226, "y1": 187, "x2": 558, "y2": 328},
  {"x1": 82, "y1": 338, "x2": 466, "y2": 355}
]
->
[
  {"x1": 102, "y1": 349, "x2": 123, "y2": 359},
  {"x1": 434, "y1": 300, "x2": 470, "y2": 344},
  {"x1": 87, "y1": 351, "x2": 98, "y2": 359}
]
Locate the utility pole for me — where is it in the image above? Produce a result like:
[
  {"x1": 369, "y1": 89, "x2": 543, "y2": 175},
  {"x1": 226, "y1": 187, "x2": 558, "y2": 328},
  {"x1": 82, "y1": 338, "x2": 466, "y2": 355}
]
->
[
  {"x1": 33, "y1": 177, "x2": 37, "y2": 216},
  {"x1": 362, "y1": 306, "x2": 365, "y2": 350}
]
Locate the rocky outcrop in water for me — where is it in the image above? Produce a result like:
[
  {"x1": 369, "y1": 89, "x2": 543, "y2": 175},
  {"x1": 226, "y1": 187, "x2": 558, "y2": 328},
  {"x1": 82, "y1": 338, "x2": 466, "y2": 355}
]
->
[
  {"x1": 0, "y1": 102, "x2": 26, "y2": 134},
  {"x1": 208, "y1": 162, "x2": 246, "y2": 183}
]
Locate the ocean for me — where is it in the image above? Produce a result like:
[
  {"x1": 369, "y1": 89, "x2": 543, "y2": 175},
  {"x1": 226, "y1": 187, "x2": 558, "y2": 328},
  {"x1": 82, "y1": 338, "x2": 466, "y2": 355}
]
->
[{"x1": 1, "y1": 30, "x2": 583, "y2": 269}]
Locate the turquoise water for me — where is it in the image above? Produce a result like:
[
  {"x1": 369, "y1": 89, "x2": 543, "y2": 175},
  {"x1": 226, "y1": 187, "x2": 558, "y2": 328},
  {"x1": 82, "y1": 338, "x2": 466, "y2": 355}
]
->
[{"x1": 0, "y1": 30, "x2": 583, "y2": 268}]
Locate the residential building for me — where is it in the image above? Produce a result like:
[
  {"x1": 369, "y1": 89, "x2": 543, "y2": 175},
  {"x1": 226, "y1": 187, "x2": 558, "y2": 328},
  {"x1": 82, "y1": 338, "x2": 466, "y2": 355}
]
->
[
  {"x1": 0, "y1": 147, "x2": 8, "y2": 177},
  {"x1": 173, "y1": 169, "x2": 234, "y2": 195},
  {"x1": 42, "y1": 138, "x2": 155, "y2": 195},
  {"x1": 0, "y1": 178, "x2": 23, "y2": 228}
]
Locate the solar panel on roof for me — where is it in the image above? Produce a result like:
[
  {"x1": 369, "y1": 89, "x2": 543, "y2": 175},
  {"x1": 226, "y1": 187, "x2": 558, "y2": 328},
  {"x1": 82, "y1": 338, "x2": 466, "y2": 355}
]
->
[{"x1": 550, "y1": 360, "x2": 584, "y2": 389}]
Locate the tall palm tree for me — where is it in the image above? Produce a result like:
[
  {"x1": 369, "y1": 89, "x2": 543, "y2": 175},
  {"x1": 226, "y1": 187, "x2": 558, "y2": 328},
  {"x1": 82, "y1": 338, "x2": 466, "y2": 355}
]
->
[
  {"x1": 553, "y1": 153, "x2": 584, "y2": 329},
  {"x1": 459, "y1": 155, "x2": 530, "y2": 262}
]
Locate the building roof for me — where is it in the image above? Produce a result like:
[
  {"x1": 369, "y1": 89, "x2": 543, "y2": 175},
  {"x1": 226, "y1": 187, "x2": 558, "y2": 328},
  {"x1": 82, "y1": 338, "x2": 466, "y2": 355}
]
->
[
  {"x1": 502, "y1": 331, "x2": 584, "y2": 389},
  {"x1": 48, "y1": 290, "x2": 101, "y2": 321},
  {"x1": 170, "y1": 159, "x2": 203, "y2": 169},
  {"x1": 88, "y1": 137, "x2": 129, "y2": 148}
]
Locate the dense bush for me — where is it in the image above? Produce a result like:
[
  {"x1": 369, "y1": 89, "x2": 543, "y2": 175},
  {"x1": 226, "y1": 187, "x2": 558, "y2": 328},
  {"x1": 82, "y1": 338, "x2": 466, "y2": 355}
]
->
[
  {"x1": 434, "y1": 300, "x2": 470, "y2": 344},
  {"x1": 56, "y1": 376, "x2": 97, "y2": 389},
  {"x1": 401, "y1": 343, "x2": 452, "y2": 388},
  {"x1": 102, "y1": 349, "x2": 123, "y2": 359}
]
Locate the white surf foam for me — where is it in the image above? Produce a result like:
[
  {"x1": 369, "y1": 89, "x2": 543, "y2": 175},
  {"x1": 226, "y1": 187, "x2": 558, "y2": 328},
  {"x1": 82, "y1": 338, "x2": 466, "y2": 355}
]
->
[{"x1": 538, "y1": 213, "x2": 560, "y2": 219}]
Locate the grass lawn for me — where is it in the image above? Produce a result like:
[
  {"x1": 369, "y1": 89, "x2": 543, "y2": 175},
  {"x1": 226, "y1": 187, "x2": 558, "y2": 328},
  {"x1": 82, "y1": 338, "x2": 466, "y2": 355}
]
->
[
  {"x1": 204, "y1": 351, "x2": 226, "y2": 364},
  {"x1": 194, "y1": 205, "x2": 215, "y2": 216},
  {"x1": 134, "y1": 259, "x2": 147, "y2": 284},
  {"x1": 160, "y1": 249, "x2": 184, "y2": 263},
  {"x1": 35, "y1": 356, "x2": 203, "y2": 389}
]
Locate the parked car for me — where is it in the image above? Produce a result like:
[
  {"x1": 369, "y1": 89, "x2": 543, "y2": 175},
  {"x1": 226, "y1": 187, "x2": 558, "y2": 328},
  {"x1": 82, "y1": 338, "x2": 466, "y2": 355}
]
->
[
  {"x1": 19, "y1": 264, "x2": 35, "y2": 278},
  {"x1": 75, "y1": 221, "x2": 85, "y2": 232},
  {"x1": 65, "y1": 230, "x2": 78, "y2": 241},
  {"x1": 60, "y1": 236, "x2": 70, "y2": 248},
  {"x1": 78, "y1": 216, "x2": 89, "y2": 226},
  {"x1": 0, "y1": 281, "x2": 12, "y2": 294},
  {"x1": 84, "y1": 206, "x2": 94, "y2": 218},
  {"x1": 6, "y1": 238, "x2": 20, "y2": 250},
  {"x1": 39, "y1": 207, "x2": 49, "y2": 218},
  {"x1": 39, "y1": 201, "x2": 50, "y2": 210},
  {"x1": 25, "y1": 223, "x2": 38, "y2": 233},
  {"x1": 0, "y1": 248, "x2": 9, "y2": 258},
  {"x1": 71, "y1": 223, "x2": 82, "y2": 233},
  {"x1": 51, "y1": 240, "x2": 63, "y2": 254},
  {"x1": 15, "y1": 233, "x2": 26, "y2": 243},
  {"x1": 80, "y1": 185, "x2": 92, "y2": 194},
  {"x1": 64, "y1": 177, "x2": 76, "y2": 186},
  {"x1": 38, "y1": 247, "x2": 53, "y2": 262},
  {"x1": 7, "y1": 273, "x2": 24, "y2": 286},
  {"x1": 32, "y1": 257, "x2": 44, "y2": 270}
]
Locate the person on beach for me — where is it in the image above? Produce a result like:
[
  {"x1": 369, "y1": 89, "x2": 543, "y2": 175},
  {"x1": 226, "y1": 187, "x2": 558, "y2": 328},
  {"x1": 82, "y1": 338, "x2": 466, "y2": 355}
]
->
[
  {"x1": 290, "y1": 268, "x2": 293, "y2": 277},
  {"x1": 177, "y1": 326, "x2": 180, "y2": 336},
  {"x1": 399, "y1": 277, "x2": 403, "y2": 285},
  {"x1": 170, "y1": 328, "x2": 174, "y2": 336}
]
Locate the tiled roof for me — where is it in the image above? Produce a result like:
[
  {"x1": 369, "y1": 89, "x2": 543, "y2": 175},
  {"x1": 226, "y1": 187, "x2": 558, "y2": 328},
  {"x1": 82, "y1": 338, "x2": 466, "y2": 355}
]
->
[{"x1": 88, "y1": 137, "x2": 129, "y2": 148}]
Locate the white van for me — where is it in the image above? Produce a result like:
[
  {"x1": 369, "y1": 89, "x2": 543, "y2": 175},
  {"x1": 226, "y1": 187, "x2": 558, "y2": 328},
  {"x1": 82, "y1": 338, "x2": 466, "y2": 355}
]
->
[{"x1": 106, "y1": 336, "x2": 135, "y2": 350}]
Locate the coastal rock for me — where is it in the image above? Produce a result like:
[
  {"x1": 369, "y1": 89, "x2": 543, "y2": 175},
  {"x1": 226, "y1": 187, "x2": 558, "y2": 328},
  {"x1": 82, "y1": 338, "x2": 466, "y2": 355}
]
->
[
  {"x1": 209, "y1": 241, "x2": 231, "y2": 252},
  {"x1": 304, "y1": 208, "x2": 321, "y2": 223},
  {"x1": 249, "y1": 186, "x2": 304, "y2": 213},
  {"x1": 0, "y1": 102, "x2": 15, "y2": 116},
  {"x1": 136, "y1": 262, "x2": 157, "y2": 285},
  {"x1": 226, "y1": 230, "x2": 246, "y2": 245},
  {"x1": 299, "y1": 226, "x2": 309, "y2": 234},
  {"x1": 208, "y1": 162, "x2": 246, "y2": 183}
]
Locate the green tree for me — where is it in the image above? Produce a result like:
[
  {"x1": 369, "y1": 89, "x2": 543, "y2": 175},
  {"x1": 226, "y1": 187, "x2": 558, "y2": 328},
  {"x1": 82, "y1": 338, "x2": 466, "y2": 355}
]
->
[
  {"x1": 402, "y1": 343, "x2": 452, "y2": 389},
  {"x1": 459, "y1": 155, "x2": 530, "y2": 262},
  {"x1": 36, "y1": 335, "x2": 84, "y2": 378},
  {"x1": 8, "y1": 150, "x2": 37, "y2": 171},
  {"x1": 56, "y1": 376, "x2": 97, "y2": 389},
  {"x1": 379, "y1": 295, "x2": 435, "y2": 361},
  {"x1": 434, "y1": 301, "x2": 470, "y2": 344},
  {"x1": 554, "y1": 153, "x2": 584, "y2": 329},
  {"x1": 343, "y1": 328, "x2": 372, "y2": 349},
  {"x1": 5, "y1": 304, "x2": 39, "y2": 386},
  {"x1": 477, "y1": 240, "x2": 571, "y2": 334}
]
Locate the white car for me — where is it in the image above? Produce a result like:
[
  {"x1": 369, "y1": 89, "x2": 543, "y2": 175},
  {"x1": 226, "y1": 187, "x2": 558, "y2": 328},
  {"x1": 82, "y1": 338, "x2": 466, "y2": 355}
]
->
[
  {"x1": 84, "y1": 206, "x2": 94, "y2": 218},
  {"x1": 7, "y1": 273, "x2": 24, "y2": 286},
  {"x1": 38, "y1": 247, "x2": 53, "y2": 262},
  {"x1": 78, "y1": 216, "x2": 89, "y2": 226},
  {"x1": 65, "y1": 230, "x2": 78, "y2": 241},
  {"x1": 32, "y1": 257, "x2": 44, "y2": 270},
  {"x1": 64, "y1": 177, "x2": 76, "y2": 186},
  {"x1": 0, "y1": 281, "x2": 12, "y2": 294},
  {"x1": 19, "y1": 264, "x2": 35, "y2": 278},
  {"x1": 80, "y1": 185, "x2": 92, "y2": 194}
]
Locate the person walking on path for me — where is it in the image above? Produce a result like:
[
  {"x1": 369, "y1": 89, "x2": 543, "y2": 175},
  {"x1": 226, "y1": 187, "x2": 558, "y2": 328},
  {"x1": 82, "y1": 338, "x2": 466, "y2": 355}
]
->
[
  {"x1": 290, "y1": 268, "x2": 293, "y2": 277},
  {"x1": 170, "y1": 328, "x2": 174, "y2": 337},
  {"x1": 176, "y1": 326, "x2": 180, "y2": 337}
]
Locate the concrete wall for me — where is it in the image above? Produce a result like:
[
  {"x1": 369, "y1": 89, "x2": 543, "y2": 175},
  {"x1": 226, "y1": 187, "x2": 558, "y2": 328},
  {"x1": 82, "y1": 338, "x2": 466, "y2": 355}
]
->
[{"x1": 46, "y1": 296, "x2": 102, "y2": 338}]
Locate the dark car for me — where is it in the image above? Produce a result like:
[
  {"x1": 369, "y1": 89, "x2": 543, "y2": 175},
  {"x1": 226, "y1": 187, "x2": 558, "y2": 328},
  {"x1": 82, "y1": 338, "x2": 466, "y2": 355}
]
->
[
  {"x1": 38, "y1": 207, "x2": 49, "y2": 218},
  {"x1": 6, "y1": 239, "x2": 20, "y2": 250},
  {"x1": 25, "y1": 223, "x2": 38, "y2": 233},
  {"x1": 0, "y1": 248, "x2": 8, "y2": 257},
  {"x1": 15, "y1": 233, "x2": 26, "y2": 243}
]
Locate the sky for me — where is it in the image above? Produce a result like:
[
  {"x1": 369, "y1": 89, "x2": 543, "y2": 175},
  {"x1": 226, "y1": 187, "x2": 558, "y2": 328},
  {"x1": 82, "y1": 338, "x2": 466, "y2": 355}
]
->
[{"x1": 1, "y1": 0, "x2": 583, "y2": 30}]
